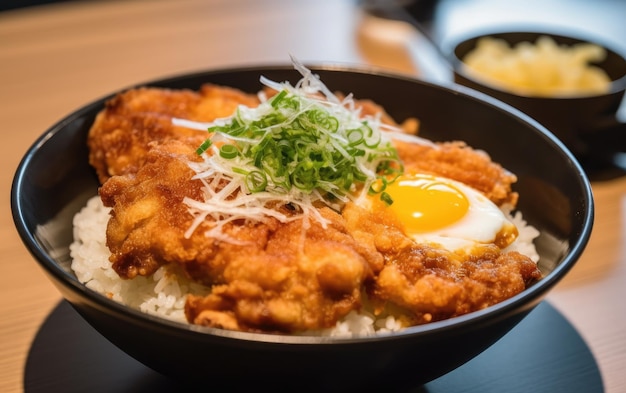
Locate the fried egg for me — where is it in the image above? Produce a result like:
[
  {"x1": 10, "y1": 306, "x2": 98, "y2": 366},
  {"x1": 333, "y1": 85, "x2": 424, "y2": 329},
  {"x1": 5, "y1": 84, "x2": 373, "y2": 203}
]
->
[{"x1": 373, "y1": 173, "x2": 518, "y2": 252}]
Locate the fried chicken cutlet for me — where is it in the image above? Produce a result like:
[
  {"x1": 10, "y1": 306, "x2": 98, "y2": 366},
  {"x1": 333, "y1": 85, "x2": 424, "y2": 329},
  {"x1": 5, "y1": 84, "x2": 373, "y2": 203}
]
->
[
  {"x1": 99, "y1": 137, "x2": 539, "y2": 331},
  {"x1": 90, "y1": 83, "x2": 540, "y2": 333},
  {"x1": 340, "y1": 202, "x2": 541, "y2": 324},
  {"x1": 100, "y1": 139, "x2": 374, "y2": 332},
  {"x1": 395, "y1": 140, "x2": 519, "y2": 207},
  {"x1": 88, "y1": 84, "x2": 260, "y2": 183}
]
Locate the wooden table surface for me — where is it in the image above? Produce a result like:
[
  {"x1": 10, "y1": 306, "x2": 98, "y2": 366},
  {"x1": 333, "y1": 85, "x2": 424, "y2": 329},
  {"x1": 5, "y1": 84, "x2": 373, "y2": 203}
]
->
[{"x1": 1, "y1": 1, "x2": 625, "y2": 392}]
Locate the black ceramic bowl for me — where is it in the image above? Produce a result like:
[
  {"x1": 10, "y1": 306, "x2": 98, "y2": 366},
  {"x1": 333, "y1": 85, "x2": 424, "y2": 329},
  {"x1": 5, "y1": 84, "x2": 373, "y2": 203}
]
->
[
  {"x1": 12, "y1": 65, "x2": 593, "y2": 391},
  {"x1": 449, "y1": 29, "x2": 626, "y2": 167}
]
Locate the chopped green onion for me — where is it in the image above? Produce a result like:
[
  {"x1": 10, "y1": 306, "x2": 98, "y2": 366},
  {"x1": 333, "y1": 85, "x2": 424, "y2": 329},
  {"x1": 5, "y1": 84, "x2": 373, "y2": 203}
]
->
[
  {"x1": 196, "y1": 139, "x2": 213, "y2": 155},
  {"x1": 195, "y1": 88, "x2": 404, "y2": 205},
  {"x1": 246, "y1": 170, "x2": 268, "y2": 192},
  {"x1": 232, "y1": 167, "x2": 249, "y2": 175},
  {"x1": 219, "y1": 144, "x2": 239, "y2": 159},
  {"x1": 270, "y1": 90, "x2": 288, "y2": 108},
  {"x1": 380, "y1": 191, "x2": 394, "y2": 206},
  {"x1": 369, "y1": 178, "x2": 388, "y2": 194},
  {"x1": 181, "y1": 60, "x2": 412, "y2": 242},
  {"x1": 347, "y1": 128, "x2": 365, "y2": 146}
]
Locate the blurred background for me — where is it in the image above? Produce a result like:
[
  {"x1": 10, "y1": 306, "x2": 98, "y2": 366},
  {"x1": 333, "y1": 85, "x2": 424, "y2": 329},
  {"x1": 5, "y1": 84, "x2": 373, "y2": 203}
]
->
[
  {"x1": 3, "y1": 0, "x2": 625, "y2": 81},
  {"x1": 3, "y1": 0, "x2": 625, "y2": 163},
  {"x1": 1, "y1": 0, "x2": 74, "y2": 12}
]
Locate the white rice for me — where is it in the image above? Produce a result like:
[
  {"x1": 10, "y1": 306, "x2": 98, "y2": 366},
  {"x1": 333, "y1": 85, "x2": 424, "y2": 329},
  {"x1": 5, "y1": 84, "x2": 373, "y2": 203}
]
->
[
  {"x1": 69, "y1": 197, "x2": 210, "y2": 323},
  {"x1": 503, "y1": 208, "x2": 541, "y2": 262},
  {"x1": 70, "y1": 196, "x2": 539, "y2": 336}
]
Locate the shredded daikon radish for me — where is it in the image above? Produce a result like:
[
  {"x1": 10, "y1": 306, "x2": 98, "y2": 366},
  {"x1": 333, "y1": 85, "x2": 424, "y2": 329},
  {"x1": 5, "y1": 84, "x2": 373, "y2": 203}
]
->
[{"x1": 174, "y1": 58, "x2": 417, "y2": 242}]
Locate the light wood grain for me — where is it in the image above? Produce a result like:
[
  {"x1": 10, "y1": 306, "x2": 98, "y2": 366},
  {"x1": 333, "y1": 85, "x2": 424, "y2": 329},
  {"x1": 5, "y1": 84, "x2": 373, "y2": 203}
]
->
[{"x1": 1, "y1": 1, "x2": 624, "y2": 392}]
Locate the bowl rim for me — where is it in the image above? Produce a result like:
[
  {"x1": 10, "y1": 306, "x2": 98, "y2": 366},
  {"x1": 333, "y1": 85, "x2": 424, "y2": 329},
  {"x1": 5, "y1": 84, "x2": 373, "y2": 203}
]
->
[
  {"x1": 445, "y1": 25, "x2": 626, "y2": 98},
  {"x1": 11, "y1": 63, "x2": 595, "y2": 345}
]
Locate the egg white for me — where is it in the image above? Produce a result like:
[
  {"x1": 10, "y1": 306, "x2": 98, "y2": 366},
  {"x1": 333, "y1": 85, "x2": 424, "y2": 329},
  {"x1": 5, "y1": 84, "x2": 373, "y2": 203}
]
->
[{"x1": 372, "y1": 174, "x2": 518, "y2": 253}]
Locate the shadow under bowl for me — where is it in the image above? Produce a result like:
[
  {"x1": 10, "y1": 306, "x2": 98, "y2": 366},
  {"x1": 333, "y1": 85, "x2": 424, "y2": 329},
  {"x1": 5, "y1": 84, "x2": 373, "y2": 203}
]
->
[
  {"x1": 11, "y1": 65, "x2": 594, "y2": 391},
  {"x1": 449, "y1": 30, "x2": 626, "y2": 170}
]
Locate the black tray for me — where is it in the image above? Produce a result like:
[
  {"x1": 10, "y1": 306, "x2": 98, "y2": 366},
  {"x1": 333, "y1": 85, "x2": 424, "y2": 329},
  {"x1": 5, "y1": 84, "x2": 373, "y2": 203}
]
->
[{"x1": 24, "y1": 300, "x2": 603, "y2": 392}]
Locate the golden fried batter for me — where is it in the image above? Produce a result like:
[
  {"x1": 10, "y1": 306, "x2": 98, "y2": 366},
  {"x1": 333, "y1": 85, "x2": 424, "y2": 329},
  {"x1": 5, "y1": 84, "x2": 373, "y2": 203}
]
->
[
  {"x1": 395, "y1": 140, "x2": 518, "y2": 206},
  {"x1": 88, "y1": 84, "x2": 260, "y2": 183},
  {"x1": 91, "y1": 85, "x2": 540, "y2": 333},
  {"x1": 341, "y1": 202, "x2": 541, "y2": 324},
  {"x1": 374, "y1": 247, "x2": 541, "y2": 323},
  {"x1": 99, "y1": 140, "x2": 374, "y2": 332},
  {"x1": 99, "y1": 140, "x2": 205, "y2": 279}
]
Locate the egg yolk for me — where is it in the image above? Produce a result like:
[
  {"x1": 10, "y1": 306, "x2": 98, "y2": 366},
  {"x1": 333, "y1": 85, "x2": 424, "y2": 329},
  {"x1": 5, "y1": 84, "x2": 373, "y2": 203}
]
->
[{"x1": 384, "y1": 174, "x2": 470, "y2": 233}]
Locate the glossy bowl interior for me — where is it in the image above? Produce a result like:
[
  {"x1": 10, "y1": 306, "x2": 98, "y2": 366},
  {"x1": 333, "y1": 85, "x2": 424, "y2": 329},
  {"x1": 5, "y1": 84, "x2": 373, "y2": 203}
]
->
[
  {"x1": 11, "y1": 66, "x2": 594, "y2": 391},
  {"x1": 449, "y1": 29, "x2": 626, "y2": 165}
]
